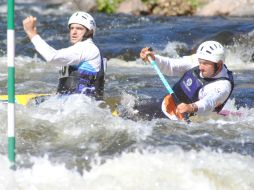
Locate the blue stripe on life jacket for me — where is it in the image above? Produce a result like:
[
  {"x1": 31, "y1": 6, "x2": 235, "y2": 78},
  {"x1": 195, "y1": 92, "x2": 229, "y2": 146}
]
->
[{"x1": 77, "y1": 61, "x2": 97, "y2": 76}]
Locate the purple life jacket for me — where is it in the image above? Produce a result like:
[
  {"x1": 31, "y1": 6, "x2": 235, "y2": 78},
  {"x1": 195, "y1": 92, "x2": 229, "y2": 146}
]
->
[
  {"x1": 173, "y1": 65, "x2": 234, "y2": 112},
  {"x1": 56, "y1": 56, "x2": 105, "y2": 100}
]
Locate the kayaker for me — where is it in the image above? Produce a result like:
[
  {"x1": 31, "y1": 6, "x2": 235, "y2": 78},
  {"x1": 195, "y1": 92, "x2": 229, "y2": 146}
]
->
[
  {"x1": 23, "y1": 11, "x2": 106, "y2": 100},
  {"x1": 140, "y1": 41, "x2": 234, "y2": 119}
]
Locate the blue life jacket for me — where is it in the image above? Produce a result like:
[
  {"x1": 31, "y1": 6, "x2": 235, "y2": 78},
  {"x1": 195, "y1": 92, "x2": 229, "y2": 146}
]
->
[
  {"x1": 172, "y1": 65, "x2": 234, "y2": 113},
  {"x1": 56, "y1": 56, "x2": 105, "y2": 100}
]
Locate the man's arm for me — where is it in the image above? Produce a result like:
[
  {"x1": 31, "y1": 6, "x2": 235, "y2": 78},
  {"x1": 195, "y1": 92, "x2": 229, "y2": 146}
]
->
[
  {"x1": 176, "y1": 80, "x2": 232, "y2": 114},
  {"x1": 23, "y1": 16, "x2": 80, "y2": 65},
  {"x1": 195, "y1": 80, "x2": 232, "y2": 113},
  {"x1": 176, "y1": 102, "x2": 198, "y2": 114},
  {"x1": 154, "y1": 54, "x2": 198, "y2": 76},
  {"x1": 23, "y1": 16, "x2": 38, "y2": 40}
]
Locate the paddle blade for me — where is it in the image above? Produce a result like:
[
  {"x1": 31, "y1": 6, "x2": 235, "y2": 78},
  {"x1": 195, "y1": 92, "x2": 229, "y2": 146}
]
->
[{"x1": 161, "y1": 94, "x2": 184, "y2": 120}]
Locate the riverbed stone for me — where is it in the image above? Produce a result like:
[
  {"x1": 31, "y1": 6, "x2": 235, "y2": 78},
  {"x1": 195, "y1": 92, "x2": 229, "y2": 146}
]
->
[
  {"x1": 117, "y1": 0, "x2": 148, "y2": 15},
  {"x1": 38, "y1": 0, "x2": 254, "y2": 17},
  {"x1": 152, "y1": 0, "x2": 193, "y2": 16},
  {"x1": 196, "y1": 0, "x2": 254, "y2": 16},
  {"x1": 40, "y1": 0, "x2": 97, "y2": 12}
]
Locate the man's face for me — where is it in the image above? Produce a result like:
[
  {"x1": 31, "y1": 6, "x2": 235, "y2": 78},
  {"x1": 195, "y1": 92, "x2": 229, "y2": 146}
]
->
[
  {"x1": 198, "y1": 58, "x2": 217, "y2": 78},
  {"x1": 69, "y1": 23, "x2": 87, "y2": 44}
]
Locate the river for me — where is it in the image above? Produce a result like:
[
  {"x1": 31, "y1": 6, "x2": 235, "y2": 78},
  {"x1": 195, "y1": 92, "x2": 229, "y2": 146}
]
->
[{"x1": 0, "y1": 1, "x2": 254, "y2": 189}]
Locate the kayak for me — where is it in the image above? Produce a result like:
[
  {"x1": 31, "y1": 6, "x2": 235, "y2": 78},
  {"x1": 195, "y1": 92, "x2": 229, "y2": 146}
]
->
[
  {"x1": 0, "y1": 94, "x2": 50, "y2": 106},
  {"x1": 1, "y1": 93, "x2": 241, "y2": 119},
  {"x1": 0, "y1": 93, "x2": 119, "y2": 116}
]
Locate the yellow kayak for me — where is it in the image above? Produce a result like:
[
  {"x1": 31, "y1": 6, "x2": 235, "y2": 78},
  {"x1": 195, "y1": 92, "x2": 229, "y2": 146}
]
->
[
  {"x1": 0, "y1": 94, "x2": 50, "y2": 106},
  {"x1": 0, "y1": 93, "x2": 119, "y2": 116}
]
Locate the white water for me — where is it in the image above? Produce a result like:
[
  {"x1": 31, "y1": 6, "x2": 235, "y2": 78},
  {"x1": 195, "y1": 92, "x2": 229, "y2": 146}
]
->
[{"x1": 1, "y1": 148, "x2": 254, "y2": 190}]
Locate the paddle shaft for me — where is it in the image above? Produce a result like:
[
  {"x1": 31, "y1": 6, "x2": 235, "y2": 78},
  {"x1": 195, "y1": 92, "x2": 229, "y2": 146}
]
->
[
  {"x1": 148, "y1": 56, "x2": 190, "y2": 122},
  {"x1": 148, "y1": 57, "x2": 180, "y2": 103},
  {"x1": 148, "y1": 57, "x2": 174, "y2": 94}
]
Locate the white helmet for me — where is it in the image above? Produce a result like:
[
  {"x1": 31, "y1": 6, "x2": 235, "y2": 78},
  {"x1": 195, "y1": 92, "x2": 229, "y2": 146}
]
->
[
  {"x1": 196, "y1": 41, "x2": 225, "y2": 63},
  {"x1": 68, "y1": 11, "x2": 96, "y2": 35}
]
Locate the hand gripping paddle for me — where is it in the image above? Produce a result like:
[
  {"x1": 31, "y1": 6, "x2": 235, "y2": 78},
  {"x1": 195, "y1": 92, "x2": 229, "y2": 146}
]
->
[{"x1": 146, "y1": 55, "x2": 190, "y2": 122}]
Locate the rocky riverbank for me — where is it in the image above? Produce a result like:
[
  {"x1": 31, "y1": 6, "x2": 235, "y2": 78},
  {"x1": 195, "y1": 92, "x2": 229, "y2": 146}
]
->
[{"x1": 42, "y1": 0, "x2": 254, "y2": 17}]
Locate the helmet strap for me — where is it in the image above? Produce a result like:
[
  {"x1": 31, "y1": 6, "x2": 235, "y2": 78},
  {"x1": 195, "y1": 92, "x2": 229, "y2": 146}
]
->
[
  {"x1": 213, "y1": 61, "x2": 223, "y2": 76},
  {"x1": 82, "y1": 30, "x2": 93, "y2": 40}
]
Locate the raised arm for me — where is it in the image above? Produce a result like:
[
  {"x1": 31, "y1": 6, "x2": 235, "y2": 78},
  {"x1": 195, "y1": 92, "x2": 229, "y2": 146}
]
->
[{"x1": 23, "y1": 16, "x2": 38, "y2": 40}]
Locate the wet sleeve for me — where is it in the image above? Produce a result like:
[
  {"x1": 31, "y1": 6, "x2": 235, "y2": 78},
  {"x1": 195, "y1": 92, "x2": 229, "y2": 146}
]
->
[
  {"x1": 154, "y1": 54, "x2": 198, "y2": 76},
  {"x1": 195, "y1": 80, "x2": 232, "y2": 113},
  {"x1": 31, "y1": 35, "x2": 80, "y2": 66}
]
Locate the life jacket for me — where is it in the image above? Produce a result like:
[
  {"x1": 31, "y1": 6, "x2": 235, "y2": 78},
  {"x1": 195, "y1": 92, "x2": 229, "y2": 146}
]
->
[
  {"x1": 56, "y1": 56, "x2": 106, "y2": 100},
  {"x1": 172, "y1": 65, "x2": 234, "y2": 113}
]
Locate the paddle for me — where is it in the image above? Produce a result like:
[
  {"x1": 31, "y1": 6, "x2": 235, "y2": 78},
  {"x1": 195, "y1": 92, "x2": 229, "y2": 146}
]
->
[{"x1": 146, "y1": 55, "x2": 190, "y2": 122}]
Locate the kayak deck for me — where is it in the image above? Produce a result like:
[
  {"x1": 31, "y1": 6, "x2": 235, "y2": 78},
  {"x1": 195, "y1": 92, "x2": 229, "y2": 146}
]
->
[{"x1": 0, "y1": 94, "x2": 50, "y2": 105}]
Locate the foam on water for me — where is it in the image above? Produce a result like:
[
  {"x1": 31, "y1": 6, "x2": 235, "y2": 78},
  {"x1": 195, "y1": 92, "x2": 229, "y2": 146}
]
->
[
  {"x1": 1, "y1": 147, "x2": 253, "y2": 190},
  {"x1": 0, "y1": 0, "x2": 72, "y2": 15},
  {"x1": 82, "y1": 148, "x2": 254, "y2": 190},
  {"x1": 157, "y1": 40, "x2": 254, "y2": 71}
]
